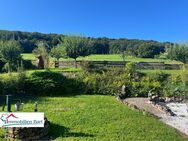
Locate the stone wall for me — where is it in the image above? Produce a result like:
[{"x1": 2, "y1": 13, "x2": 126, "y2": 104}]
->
[
  {"x1": 58, "y1": 61, "x2": 183, "y2": 70},
  {"x1": 6, "y1": 117, "x2": 50, "y2": 140}
]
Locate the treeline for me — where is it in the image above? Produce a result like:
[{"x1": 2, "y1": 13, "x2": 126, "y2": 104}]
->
[
  {"x1": 0, "y1": 30, "x2": 170, "y2": 58},
  {"x1": 0, "y1": 30, "x2": 61, "y2": 53},
  {"x1": 92, "y1": 38, "x2": 169, "y2": 58}
]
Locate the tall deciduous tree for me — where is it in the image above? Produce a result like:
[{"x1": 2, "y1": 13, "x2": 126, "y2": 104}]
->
[
  {"x1": 0, "y1": 40, "x2": 22, "y2": 72},
  {"x1": 62, "y1": 35, "x2": 91, "y2": 68}
]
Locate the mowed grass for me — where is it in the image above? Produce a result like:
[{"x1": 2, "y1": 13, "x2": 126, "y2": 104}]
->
[
  {"x1": 22, "y1": 53, "x2": 182, "y2": 64},
  {"x1": 0, "y1": 95, "x2": 187, "y2": 141},
  {"x1": 21, "y1": 53, "x2": 36, "y2": 61}
]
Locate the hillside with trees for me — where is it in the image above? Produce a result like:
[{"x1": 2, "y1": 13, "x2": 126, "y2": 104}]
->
[
  {"x1": 0, "y1": 30, "x2": 170, "y2": 58},
  {"x1": 0, "y1": 30, "x2": 61, "y2": 53}
]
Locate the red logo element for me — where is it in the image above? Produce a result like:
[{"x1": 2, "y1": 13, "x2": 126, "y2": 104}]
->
[{"x1": 6, "y1": 114, "x2": 18, "y2": 123}]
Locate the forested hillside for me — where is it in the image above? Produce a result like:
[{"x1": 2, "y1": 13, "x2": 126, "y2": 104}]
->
[
  {"x1": 0, "y1": 30, "x2": 171, "y2": 58},
  {"x1": 0, "y1": 30, "x2": 61, "y2": 53}
]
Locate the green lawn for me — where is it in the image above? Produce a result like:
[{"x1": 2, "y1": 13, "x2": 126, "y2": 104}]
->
[
  {"x1": 21, "y1": 53, "x2": 36, "y2": 61},
  {"x1": 22, "y1": 53, "x2": 182, "y2": 64},
  {"x1": 0, "y1": 95, "x2": 187, "y2": 141}
]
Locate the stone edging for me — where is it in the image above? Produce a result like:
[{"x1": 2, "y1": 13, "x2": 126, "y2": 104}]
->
[
  {"x1": 117, "y1": 97, "x2": 176, "y2": 117},
  {"x1": 148, "y1": 101, "x2": 176, "y2": 116}
]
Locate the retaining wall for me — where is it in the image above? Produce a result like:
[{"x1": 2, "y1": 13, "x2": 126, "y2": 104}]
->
[{"x1": 58, "y1": 61, "x2": 183, "y2": 70}]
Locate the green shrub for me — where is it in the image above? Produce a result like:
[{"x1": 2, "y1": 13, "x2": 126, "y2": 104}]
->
[
  {"x1": 132, "y1": 77, "x2": 161, "y2": 97},
  {"x1": 79, "y1": 65, "x2": 161, "y2": 97},
  {"x1": 22, "y1": 60, "x2": 37, "y2": 70},
  {"x1": 125, "y1": 62, "x2": 136, "y2": 75},
  {"x1": 0, "y1": 71, "x2": 85, "y2": 96},
  {"x1": 162, "y1": 73, "x2": 187, "y2": 97},
  {"x1": 0, "y1": 70, "x2": 26, "y2": 95},
  {"x1": 25, "y1": 71, "x2": 84, "y2": 96},
  {"x1": 152, "y1": 71, "x2": 170, "y2": 84},
  {"x1": 80, "y1": 61, "x2": 95, "y2": 72},
  {"x1": 25, "y1": 71, "x2": 65, "y2": 96},
  {"x1": 80, "y1": 61, "x2": 108, "y2": 73},
  {"x1": 1, "y1": 75, "x2": 18, "y2": 95},
  {"x1": 0, "y1": 66, "x2": 185, "y2": 98},
  {"x1": 79, "y1": 68, "x2": 125, "y2": 95}
]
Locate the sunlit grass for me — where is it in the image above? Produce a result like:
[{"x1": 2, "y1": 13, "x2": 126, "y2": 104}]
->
[
  {"x1": 0, "y1": 95, "x2": 187, "y2": 140},
  {"x1": 21, "y1": 53, "x2": 182, "y2": 64}
]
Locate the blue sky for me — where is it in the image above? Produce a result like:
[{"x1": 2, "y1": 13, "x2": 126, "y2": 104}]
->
[{"x1": 0, "y1": 0, "x2": 187, "y2": 42}]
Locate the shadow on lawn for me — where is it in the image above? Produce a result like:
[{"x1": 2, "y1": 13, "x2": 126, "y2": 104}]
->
[{"x1": 49, "y1": 123, "x2": 95, "y2": 140}]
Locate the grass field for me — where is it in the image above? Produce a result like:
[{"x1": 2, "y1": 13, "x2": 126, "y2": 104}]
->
[
  {"x1": 22, "y1": 53, "x2": 182, "y2": 64},
  {"x1": 0, "y1": 95, "x2": 187, "y2": 141}
]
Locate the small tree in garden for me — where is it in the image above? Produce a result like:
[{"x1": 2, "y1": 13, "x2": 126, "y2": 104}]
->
[
  {"x1": 33, "y1": 42, "x2": 49, "y2": 69},
  {"x1": 62, "y1": 35, "x2": 91, "y2": 68},
  {"x1": 50, "y1": 45, "x2": 66, "y2": 68},
  {"x1": 0, "y1": 40, "x2": 22, "y2": 72},
  {"x1": 50, "y1": 45, "x2": 66, "y2": 62}
]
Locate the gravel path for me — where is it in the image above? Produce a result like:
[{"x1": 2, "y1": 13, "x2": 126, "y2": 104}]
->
[
  {"x1": 123, "y1": 98, "x2": 188, "y2": 136},
  {"x1": 160, "y1": 103, "x2": 188, "y2": 136},
  {"x1": 124, "y1": 98, "x2": 166, "y2": 118}
]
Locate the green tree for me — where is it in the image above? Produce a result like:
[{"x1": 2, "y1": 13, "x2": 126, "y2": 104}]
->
[
  {"x1": 90, "y1": 38, "x2": 109, "y2": 54},
  {"x1": 50, "y1": 45, "x2": 66, "y2": 68},
  {"x1": 62, "y1": 35, "x2": 91, "y2": 68},
  {"x1": 50, "y1": 45, "x2": 66, "y2": 61},
  {"x1": 166, "y1": 43, "x2": 188, "y2": 63},
  {"x1": 137, "y1": 43, "x2": 165, "y2": 58},
  {"x1": 32, "y1": 41, "x2": 49, "y2": 69},
  {"x1": 0, "y1": 40, "x2": 22, "y2": 72}
]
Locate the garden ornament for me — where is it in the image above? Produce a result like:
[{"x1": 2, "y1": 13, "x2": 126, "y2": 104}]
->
[
  {"x1": 15, "y1": 100, "x2": 24, "y2": 111},
  {"x1": 34, "y1": 102, "x2": 38, "y2": 112}
]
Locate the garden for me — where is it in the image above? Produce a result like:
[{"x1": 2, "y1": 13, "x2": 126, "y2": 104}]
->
[
  {"x1": 1, "y1": 96, "x2": 188, "y2": 141},
  {"x1": 0, "y1": 33, "x2": 187, "y2": 140}
]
